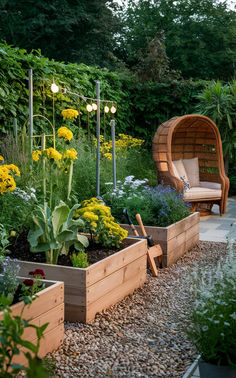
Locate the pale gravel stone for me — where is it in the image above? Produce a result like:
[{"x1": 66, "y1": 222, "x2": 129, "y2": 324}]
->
[{"x1": 47, "y1": 241, "x2": 227, "y2": 378}]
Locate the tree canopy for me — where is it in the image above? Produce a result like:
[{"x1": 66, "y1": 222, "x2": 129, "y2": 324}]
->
[
  {"x1": 0, "y1": 0, "x2": 120, "y2": 68},
  {"x1": 115, "y1": 0, "x2": 236, "y2": 80}
]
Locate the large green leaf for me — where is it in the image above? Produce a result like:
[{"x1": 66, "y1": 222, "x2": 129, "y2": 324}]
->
[
  {"x1": 57, "y1": 229, "x2": 74, "y2": 242},
  {"x1": 27, "y1": 228, "x2": 44, "y2": 248},
  {"x1": 52, "y1": 201, "x2": 70, "y2": 237}
]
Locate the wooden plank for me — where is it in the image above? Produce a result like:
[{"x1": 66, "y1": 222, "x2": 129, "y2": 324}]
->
[
  {"x1": 147, "y1": 245, "x2": 163, "y2": 277},
  {"x1": 166, "y1": 212, "x2": 199, "y2": 240},
  {"x1": 87, "y1": 255, "x2": 146, "y2": 304},
  {"x1": 172, "y1": 152, "x2": 183, "y2": 160},
  {"x1": 158, "y1": 162, "x2": 168, "y2": 171},
  {"x1": 157, "y1": 144, "x2": 169, "y2": 152},
  {"x1": 18, "y1": 261, "x2": 86, "y2": 288},
  {"x1": 196, "y1": 138, "x2": 216, "y2": 144},
  {"x1": 86, "y1": 239, "x2": 147, "y2": 286},
  {"x1": 64, "y1": 286, "x2": 86, "y2": 306},
  {"x1": 12, "y1": 323, "x2": 64, "y2": 366},
  {"x1": 86, "y1": 269, "x2": 147, "y2": 323},
  {"x1": 158, "y1": 135, "x2": 168, "y2": 144},
  {"x1": 164, "y1": 232, "x2": 199, "y2": 267},
  {"x1": 157, "y1": 152, "x2": 167, "y2": 161},
  {"x1": 166, "y1": 223, "x2": 199, "y2": 254},
  {"x1": 21, "y1": 303, "x2": 64, "y2": 342},
  {"x1": 0, "y1": 281, "x2": 64, "y2": 320}
]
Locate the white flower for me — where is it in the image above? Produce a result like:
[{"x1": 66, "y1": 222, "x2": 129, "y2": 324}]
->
[
  {"x1": 224, "y1": 322, "x2": 230, "y2": 326},
  {"x1": 124, "y1": 175, "x2": 134, "y2": 183},
  {"x1": 202, "y1": 326, "x2": 208, "y2": 332},
  {"x1": 230, "y1": 312, "x2": 236, "y2": 320},
  {"x1": 105, "y1": 182, "x2": 113, "y2": 185}
]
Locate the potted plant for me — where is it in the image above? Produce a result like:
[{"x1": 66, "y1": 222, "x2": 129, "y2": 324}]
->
[
  {"x1": 186, "y1": 240, "x2": 236, "y2": 377},
  {"x1": 0, "y1": 257, "x2": 64, "y2": 371},
  {"x1": 103, "y1": 177, "x2": 200, "y2": 267}
]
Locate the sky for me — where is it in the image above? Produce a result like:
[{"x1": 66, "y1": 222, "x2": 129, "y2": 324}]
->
[{"x1": 115, "y1": 0, "x2": 235, "y2": 11}]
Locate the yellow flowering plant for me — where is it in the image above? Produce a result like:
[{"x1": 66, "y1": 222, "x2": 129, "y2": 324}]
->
[
  {"x1": 94, "y1": 134, "x2": 144, "y2": 161},
  {"x1": 58, "y1": 126, "x2": 73, "y2": 142},
  {"x1": 61, "y1": 109, "x2": 78, "y2": 121},
  {"x1": 31, "y1": 126, "x2": 77, "y2": 208},
  {"x1": 0, "y1": 162, "x2": 20, "y2": 195},
  {"x1": 74, "y1": 197, "x2": 128, "y2": 248}
]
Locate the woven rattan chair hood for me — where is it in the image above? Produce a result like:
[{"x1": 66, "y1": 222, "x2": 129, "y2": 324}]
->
[{"x1": 152, "y1": 114, "x2": 229, "y2": 215}]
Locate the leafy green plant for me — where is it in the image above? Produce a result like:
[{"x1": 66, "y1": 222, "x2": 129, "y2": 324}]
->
[
  {"x1": 103, "y1": 177, "x2": 191, "y2": 227},
  {"x1": 28, "y1": 201, "x2": 89, "y2": 264},
  {"x1": 186, "y1": 240, "x2": 236, "y2": 367},
  {"x1": 195, "y1": 80, "x2": 236, "y2": 174},
  {"x1": 70, "y1": 251, "x2": 89, "y2": 268},
  {"x1": 0, "y1": 295, "x2": 49, "y2": 377}
]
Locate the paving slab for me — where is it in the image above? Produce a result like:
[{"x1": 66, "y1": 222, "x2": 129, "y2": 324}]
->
[{"x1": 199, "y1": 197, "x2": 236, "y2": 242}]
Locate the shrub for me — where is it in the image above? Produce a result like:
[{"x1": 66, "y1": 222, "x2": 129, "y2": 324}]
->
[
  {"x1": 103, "y1": 177, "x2": 191, "y2": 227},
  {"x1": 186, "y1": 240, "x2": 236, "y2": 366}
]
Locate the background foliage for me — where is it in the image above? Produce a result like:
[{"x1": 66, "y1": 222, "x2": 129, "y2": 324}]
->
[{"x1": 0, "y1": 43, "x2": 206, "y2": 144}]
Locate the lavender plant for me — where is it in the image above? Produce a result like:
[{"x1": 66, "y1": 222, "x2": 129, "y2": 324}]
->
[
  {"x1": 187, "y1": 240, "x2": 236, "y2": 366},
  {"x1": 103, "y1": 177, "x2": 190, "y2": 227}
]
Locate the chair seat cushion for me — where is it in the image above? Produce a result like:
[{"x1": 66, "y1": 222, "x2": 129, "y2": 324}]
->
[
  {"x1": 199, "y1": 181, "x2": 221, "y2": 190},
  {"x1": 183, "y1": 186, "x2": 222, "y2": 200}
]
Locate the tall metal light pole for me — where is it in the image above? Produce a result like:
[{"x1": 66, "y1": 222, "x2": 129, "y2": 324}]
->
[
  {"x1": 29, "y1": 69, "x2": 33, "y2": 156},
  {"x1": 96, "y1": 81, "x2": 100, "y2": 197}
]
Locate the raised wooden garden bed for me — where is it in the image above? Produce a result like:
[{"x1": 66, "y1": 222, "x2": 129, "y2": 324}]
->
[
  {"x1": 121, "y1": 212, "x2": 200, "y2": 267},
  {"x1": 17, "y1": 238, "x2": 147, "y2": 323},
  {"x1": 0, "y1": 278, "x2": 64, "y2": 365}
]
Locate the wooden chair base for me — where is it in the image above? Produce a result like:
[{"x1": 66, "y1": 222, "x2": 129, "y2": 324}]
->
[{"x1": 191, "y1": 202, "x2": 214, "y2": 216}]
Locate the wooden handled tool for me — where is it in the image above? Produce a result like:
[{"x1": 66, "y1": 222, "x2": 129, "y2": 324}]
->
[
  {"x1": 123, "y1": 208, "x2": 139, "y2": 236},
  {"x1": 135, "y1": 213, "x2": 163, "y2": 277}
]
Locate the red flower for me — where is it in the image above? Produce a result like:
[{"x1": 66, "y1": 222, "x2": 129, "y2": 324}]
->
[
  {"x1": 23, "y1": 279, "x2": 34, "y2": 287},
  {"x1": 29, "y1": 269, "x2": 45, "y2": 279}
]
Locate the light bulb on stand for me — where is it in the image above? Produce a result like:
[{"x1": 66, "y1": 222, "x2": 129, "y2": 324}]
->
[
  {"x1": 104, "y1": 105, "x2": 109, "y2": 113},
  {"x1": 86, "y1": 104, "x2": 93, "y2": 112},
  {"x1": 51, "y1": 83, "x2": 59, "y2": 93},
  {"x1": 110, "y1": 105, "x2": 117, "y2": 114},
  {"x1": 92, "y1": 103, "x2": 97, "y2": 110}
]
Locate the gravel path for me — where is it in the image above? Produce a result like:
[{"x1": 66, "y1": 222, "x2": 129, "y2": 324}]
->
[{"x1": 48, "y1": 241, "x2": 227, "y2": 377}]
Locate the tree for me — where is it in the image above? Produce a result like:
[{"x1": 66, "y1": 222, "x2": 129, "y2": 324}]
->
[
  {"x1": 116, "y1": 0, "x2": 236, "y2": 80},
  {"x1": 0, "y1": 0, "x2": 120, "y2": 68}
]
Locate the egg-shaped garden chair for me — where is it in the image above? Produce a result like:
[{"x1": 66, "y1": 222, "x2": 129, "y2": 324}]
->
[{"x1": 152, "y1": 114, "x2": 229, "y2": 215}]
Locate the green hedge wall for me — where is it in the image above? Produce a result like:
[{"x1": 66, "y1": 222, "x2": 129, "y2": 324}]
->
[{"x1": 0, "y1": 43, "x2": 207, "y2": 143}]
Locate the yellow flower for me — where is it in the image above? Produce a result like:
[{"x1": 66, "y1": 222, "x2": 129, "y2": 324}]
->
[
  {"x1": 58, "y1": 126, "x2": 73, "y2": 141},
  {"x1": 0, "y1": 155, "x2": 4, "y2": 161},
  {"x1": 63, "y1": 148, "x2": 77, "y2": 160},
  {"x1": 32, "y1": 150, "x2": 42, "y2": 162},
  {"x1": 61, "y1": 109, "x2": 79, "y2": 120},
  {"x1": 10, "y1": 230, "x2": 16, "y2": 237},
  {"x1": 82, "y1": 212, "x2": 99, "y2": 222},
  {"x1": 5, "y1": 164, "x2": 20, "y2": 177},
  {"x1": 45, "y1": 148, "x2": 62, "y2": 162},
  {"x1": 0, "y1": 165, "x2": 18, "y2": 195}
]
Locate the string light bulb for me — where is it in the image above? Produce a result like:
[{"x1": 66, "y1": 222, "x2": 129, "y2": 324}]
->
[
  {"x1": 104, "y1": 105, "x2": 109, "y2": 113},
  {"x1": 86, "y1": 104, "x2": 93, "y2": 112},
  {"x1": 110, "y1": 105, "x2": 117, "y2": 114},
  {"x1": 51, "y1": 83, "x2": 59, "y2": 93},
  {"x1": 92, "y1": 103, "x2": 97, "y2": 111}
]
